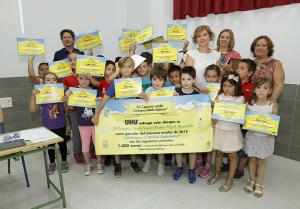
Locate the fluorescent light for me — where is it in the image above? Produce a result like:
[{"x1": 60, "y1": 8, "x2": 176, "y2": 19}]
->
[{"x1": 18, "y1": 0, "x2": 24, "y2": 34}]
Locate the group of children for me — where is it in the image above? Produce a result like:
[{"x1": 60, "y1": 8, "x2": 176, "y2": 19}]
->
[{"x1": 27, "y1": 31, "x2": 278, "y2": 199}]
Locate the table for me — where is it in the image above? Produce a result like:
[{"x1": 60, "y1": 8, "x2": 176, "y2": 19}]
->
[{"x1": 0, "y1": 128, "x2": 66, "y2": 209}]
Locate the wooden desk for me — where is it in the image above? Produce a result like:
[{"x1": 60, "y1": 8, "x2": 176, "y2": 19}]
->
[{"x1": 0, "y1": 128, "x2": 66, "y2": 209}]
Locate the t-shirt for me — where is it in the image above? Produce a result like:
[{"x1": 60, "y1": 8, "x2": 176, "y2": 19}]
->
[
  {"x1": 99, "y1": 79, "x2": 112, "y2": 97},
  {"x1": 175, "y1": 87, "x2": 199, "y2": 95},
  {"x1": 141, "y1": 76, "x2": 152, "y2": 91},
  {"x1": 242, "y1": 81, "x2": 254, "y2": 102},
  {"x1": 53, "y1": 47, "x2": 84, "y2": 61},
  {"x1": 62, "y1": 75, "x2": 79, "y2": 88},
  {"x1": 187, "y1": 49, "x2": 221, "y2": 83},
  {"x1": 41, "y1": 103, "x2": 66, "y2": 129},
  {"x1": 105, "y1": 80, "x2": 116, "y2": 97},
  {"x1": 77, "y1": 107, "x2": 95, "y2": 126}
]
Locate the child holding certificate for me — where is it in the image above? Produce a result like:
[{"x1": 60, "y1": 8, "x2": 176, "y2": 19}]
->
[
  {"x1": 92, "y1": 57, "x2": 143, "y2": 178},
  {"x1": 29, "y1": 72, "x2": 68, "y2": 174},
  {"x1": 243, "y1": 77, "x2": 277, "y2": 198},
  {"x1": 28, "y1": 55, "x2": 49, "y2": 84},
  {"x1": 208, "y1": 71, "x2": 244, "y2": 192},
  {"x1": 172, "y1": 66, "x2": 199, "y2": 183}
]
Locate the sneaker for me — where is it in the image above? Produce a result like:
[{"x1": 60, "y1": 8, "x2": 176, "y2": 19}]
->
[
  {"x1": 104, "y1": 156, "x2": 112, "y2": 166},
  {"x1": 173, "y1": 167, "x2": 183, "y2": 180},
  {"x1": 96, "y1": 163, "x2": 105, "y2": 175},
  {"x1": 221, "y1": 163, "x2": 229, "y2": 172},
  {"x1": 74, "y1": 154, "x2": 85, "y2": 166},
  {"x1": 84, "y1": 164, "x2": 92, "y2": 176},
  {"x1": 188, "y1": 169, "x2": 196, "y2": 183},
  {"x1": 198, "y1": 164, "x2": 211, "y2": 178},
  {"x1": 48, "y1": 163, "x2": 56, "y2": 175},
  {"x1": 131, "y1": 162, "x2": 142, "y2": 174},
  {"x1": 194, "y1": 159, "x2": 203, "y2": 169},
  {"x1": 114, "y1": 163, "x2": 122, "y2": 178},
  {"x1": 61, "y1": 161, "x2": 69, "y2": 173},
  {"x1": 234, "y1": 169, "x2": 244, "y2": 179},
  {"x1": 157, "y1": 164, "x2": 165, "y2": 176},
  {"x1": 142, "y1": 160, "x2": 152, "y2": 173}
]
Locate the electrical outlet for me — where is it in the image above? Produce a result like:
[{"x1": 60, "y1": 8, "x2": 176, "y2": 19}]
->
[{"x1": 0, "y1": 97, "x2": 13, "y2": 108}]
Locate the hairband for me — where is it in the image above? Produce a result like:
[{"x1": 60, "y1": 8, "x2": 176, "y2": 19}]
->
[{"x1": 228, "y1": 74, "x2": 239, "y2": 82}]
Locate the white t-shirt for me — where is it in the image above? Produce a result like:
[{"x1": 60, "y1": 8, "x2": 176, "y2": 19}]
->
[{"x1": 187, "y1": 49, "x2": 221, "y2": 82}]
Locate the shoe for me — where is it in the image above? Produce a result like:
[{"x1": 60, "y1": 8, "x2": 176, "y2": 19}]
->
[
  {"x1": 198, "y1": 164, "x2": 211, "y2": 178},
  {"x1": 207, "y1": 175, "x2": 220, "y2": 185},
  {"x1": 48, "y1": 163, "x2": 56, "y2": 175},
  {"x1": 104, "y1": 156, "x2": 112, "y2": 166},
  {"x1": 84, "y1": 164, "x2": 92, "y2": 176},
  {"x1": 188, "y1": 169, "x2": 196, "y2": 183},
  {"x1": 61, "y1": 161, "x2": 69, "y2": 173},
  {"x1": 96, "y1": 163, "x2": 105, "y2": 175},
  {"x1": 90, "y1": 149, "x2": 96, "y2": 160},
  {"x1": 254, "y1": 184, "x2": 264, "y2": 198},
  {"x1": 74, "y1": 154, "x2": 85, "y2": 166},
  {"x1": 157, "y1": 164, "x2": 165, "y2": 176},
  {"x1": 165, "y1": 159, "x2": 172, "y2": 166},
  {"x1": 221, "y1": 163, "x2": 229, "y2": 172},
  {"x1": 142, "y1": 160, "x2": 152, "y2": 173},
  {"x1": 131, "y1": 162, "x2": 142, "y2": 174},
  {"x1": 219, "y1": 179, "x2": 233, "y2": 192},
  {"x1": 173, "y1": 167, "x2": 183, "y2": 180},
  {"x1": 244, "y1": 180, "x2": 255, "y2": 194},
  {"x1": 114, "y1": 163, "x2": 122, "y2": 178},
  {"x1": 234, "y1": 169, "x2": 244, "y2": 179}
]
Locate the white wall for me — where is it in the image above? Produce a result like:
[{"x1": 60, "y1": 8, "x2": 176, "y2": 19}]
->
[{"x1": 0, "y1": 0, "x2": 299, "y2": 84}]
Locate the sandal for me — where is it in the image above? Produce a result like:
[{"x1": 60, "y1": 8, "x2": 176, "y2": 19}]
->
[
  {"x1": 244, "y1": 180, "x2": 255, "y2": 194},
  {"x1": 219, "y1": 179, "x2": 233, "y2": 192},
  {"x1": 254, "y1": 184, "x2": 264, "y2": 198},
  {"x1": 207, "y1": 175, "x2": 220, "y2": 185}
]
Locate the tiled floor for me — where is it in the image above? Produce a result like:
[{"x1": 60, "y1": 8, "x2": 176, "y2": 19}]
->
[{"x1": 1, "y1": 147, "x2": 300, "y2": 209}]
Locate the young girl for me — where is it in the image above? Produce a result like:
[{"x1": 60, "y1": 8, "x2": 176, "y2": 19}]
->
[
  {"x1": 66, "y1": 74, "x2": 103, "y2": 176},
  {"x1": 207, "y1": 71, "x2": 244, "y2": 192},
  {"x1": 244, "y1": 77, "x2": 277, "y2": 198},
  {"x1": 29, "y1": 72, "x2": 68, "y2": 174},
  {"x1": 197, "y1": 64, "x2": 221, "y2": 178}
]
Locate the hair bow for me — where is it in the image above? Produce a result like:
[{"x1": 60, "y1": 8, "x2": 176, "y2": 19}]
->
[{"x1": 228, "y1": 74, "x2": 239, "y2": 82}]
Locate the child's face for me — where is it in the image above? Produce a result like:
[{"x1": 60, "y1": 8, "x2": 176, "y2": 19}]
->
[
  {"x1": 105, "y1": 64, "x2": 116, "y2": 78},
  {"x1": 223, "y1": 80, "x2": 236, "y2": 96},
  {"x1": 219, "y1": 31, "x2": 231, "y2": 49},
  {"x1": 44, "y1": 74, "x2": 57, "y2": 84},
  {"x1": 121, "y1": 61, "x2": 134, "y2": 78},
  {"x1": 255, "y1": 83, "x2": 272, "y2": 100},
  {"x1": 62, "y1": 32, "x2": 75, "y2": 48},
  {"x1": 68, "y1": 53, "x2": 77, "y2": 70},
  {"x1": 169, "y1": 71, "x2": 181, "y2": 87},
  {"x1": 237, "y1": 62, "x2": 253, "y2": 82},
  {"x1": 152, "y1": 76, "x2": 165, "y2": 90},
  {"x1": 77, "y1": 75, "x2": 90, "y2": 88},
  {"x1": 181, "y1": 73, "x2": 195, "y2": 89},
  {"x1": 137, "y1": 62, "x2": 149, "y2": 77},
  {"x1": 38, "y1": 64, "x2": 49, "y2": 77},
  {"x1": 196, "y1": 29, "x2": 210, "y2": 47},
  {"x1": 205, "y1": 70, "x2": 219, "y2": 83}
]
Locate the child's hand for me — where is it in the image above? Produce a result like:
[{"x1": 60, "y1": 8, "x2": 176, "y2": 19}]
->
[
  {"x1": 32, "y1": 89, "x2": 39, "y2": 95},
  {"x1": 199, "y1": 86, "x2": 209, "y2": 94},
  {"x1": 28, "y1": 55, "x2": 35, "y2": 62},
  {"x1": 221, "y1": 63, "x2": 232, "y2": 72},
  {"x1": 211, "y1": 119, "x2": 217, "y2": 127},
  {"x1": 272, "y1": 102, "x2": 278, "y2": 114},
  {"x1": 84, "y1": 73, "x2": 92, "y2": 80},
  {"x1": 91, "y1": 115, "x2": 99, "y2": 125},
  {"x1": 65, "y1": 90, "x2": 73, "y2": 97},
  {"x1": 138, "y1": 92, "x2": 147, "y2": 101},
  {"x1": 182, "y1": 40, "x2": 189, "y2": 52},
  {"x1": 62, "y1": 96, "x2": 68, "y2": 103},
  {"x1": 129, "y1": 42, "x2": 137, "y2": 54},
  {"x1": 173, "y1": 91, "x2": 179, "y2": 96},
  {"x1": 87, "y1": 48, "x2": 93, "y2": 56}
]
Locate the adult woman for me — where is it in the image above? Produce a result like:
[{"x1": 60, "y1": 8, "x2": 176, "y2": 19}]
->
[{"x1": 251, "y1": 35, "x2": 285, "y2": 103}]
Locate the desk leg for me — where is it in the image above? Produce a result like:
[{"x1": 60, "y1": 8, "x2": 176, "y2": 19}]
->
[
  {"x1": 21, "y1": 156, "x2": 30, "y2": 188},
  {"x1": 43, "y1": 150, "x2": 50, "y2": 188},
  {"x1": 55, "y1": 146, "x2": 66, "y2": 208}
]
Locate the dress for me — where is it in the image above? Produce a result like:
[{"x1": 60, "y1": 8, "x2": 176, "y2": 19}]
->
[
  {"x1": 213, "y1": 94, "x2": 244, "y2": 153},
  {"x1": 244, "y1": 102, "x2": 275, "y2": 159}
]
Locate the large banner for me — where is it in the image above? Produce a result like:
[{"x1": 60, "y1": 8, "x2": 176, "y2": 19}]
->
[{"x1": 95, "y1": 94, "x2": 213, "y2": 155}]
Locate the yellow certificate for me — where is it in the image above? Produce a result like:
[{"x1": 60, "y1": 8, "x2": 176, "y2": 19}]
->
[
  {"x1": 243, "y1": 111, "x2": 280, "y2": 136},
  {"x1": 17, "y1": 38, "x2": 45, "y2": 56},
  {"x1": 148, "y1": 87, "x2": 175, "y2": 99},
  {"x1": 68, "y1": 87, "x2": 97, "y2": 108},
  {"x1": 48, "y1": 58, "x2": 73, "y2": 78},
  {"x1": 135, "y1": 25, "x2": 153, "y2": 44},
  {"x1": 143, "y1": 36, "x2": 165, "y2": 50},
  {"x1": 153, "y1": 44, "x2": 177, "y2": 63},
  {"x1": 75, "y1": 31, "x2": 102, "y2": 51},
  {"x1": 200, "y1": 82, "x2": 220, "y2": 101},
  {"x1": 114, "y1": 78, "x2": 142, "y2": 99},
  {"x1": 34, "y1": 84, "x2": 64, "y2": 104},
  {"x1": 167, "y1": 24, "x2": 187, "y2": 41},
  {"x1": 122, "y1": 29, "x2": 137, "y2": 40},
  {"x1": 76, "y1": 55, "x2": 106, "y2": 76},
  {"x1": 118, "y1": 35, "x2": 134, "y2": 53},
  {"x1": 212, "y1": 100, "x2": 246, "y2": 124}
]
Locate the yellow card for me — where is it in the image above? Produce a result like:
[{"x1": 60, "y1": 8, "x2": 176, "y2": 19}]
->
[
  {"x1": 153, "y1": 44, "x2": 177, "y2": 63},
  {"x1": 167, "y1": 24, "x2": 187, "y2": 41},
  {"x1": 148, "y1": 87, "x2": 175, "y2": 99},
  {"x1": 68, "y1": 87, "x2": 97, "y2": 108},
  {"x1": 17, "y1": 38, "x2": 45, "y2": 55},
  {"x1": 48, "y1": 58, "x2": 73, "y2": 78},
  {"x1": 114, "y1": 78, "x2": 142, "y2": 99},
  {"x1": 118, "y1": 35, "x2": 134, "y2": 53},
  {"x1": 34, "y1": 84, "x2": 64, "y2": 104},
  {"x1": 76, "y1": 55, "x2": 106, "y2": 76},
  {"x1": 212, "y1": 100, "x2": 246, "y2": 124},
  {"x1": 135, "y1": 25, "x2": 153, "y2": 44},
  {"x1": 75, "y1": 31, "x2": 102, "y2": 51}
]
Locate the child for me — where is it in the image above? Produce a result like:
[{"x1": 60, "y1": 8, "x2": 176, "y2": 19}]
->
[
  {"x1": 168, "y1": 64, "x2": 182, "y2": 88},
  {"x1": 66, "y1": 74, "x2": 103, "y2": 176},
  {"x1": 142, "y1": 66, "x2": 169, "y2": 176},
  {"x1": 234, "y1": 58, "x2": 257, "y2": 179},
  {"x1": 207, "y1": 71, "x2": 244, "y2": 192},
  {"x1": 197, "y1": 64, "x2": 221, "y2": 178},
  {"x1": 172, "y1": 66, "x2": 199, "y2": 183},
  {"x1": 92, "y1": 57, "x2": 143, "y2": 178},
  {"x1": 244, "y1": 77, "x2": 277, "y2": 198},
  {"x1": 28, "y1": 55, "x2": 49, "y2": 84},
  {"x1": 29, "y1": 72, "x2": 68, "y2": 174},
  {"x1": 138, "y1": 52, "x2": 153, "y2": 91}
]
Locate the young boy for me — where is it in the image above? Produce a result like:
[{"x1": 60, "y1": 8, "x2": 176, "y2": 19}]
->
[
  {"x1": 28, "y1": 55, "x2": 49, "y2": 84},
  {"x1": 137, "y1": 52, "x2": 153, "y2": 90},
  {"x1": 92, "y1": 57, "x2": 143, "y2": 178},
  {"x1": 168, "y1": 64, "x2": 182, "y2": 88},
  {"x1": 235, "y1": 58, "x2": 257, "y2": 178},
  {"x1": 173, "y1": 66, "x2": 199, "y2": 183}
]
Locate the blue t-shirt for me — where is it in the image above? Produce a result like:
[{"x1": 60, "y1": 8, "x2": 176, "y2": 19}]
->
[
  {"x1": 105, "y1": 80, "x2": 116, "y2": 97},
  {"x1": 77, "y1": 107, "x2": 95, "y2": 126},
  {"x1": 141, "y1": 76, "x2": 152, "y2": 91}
]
